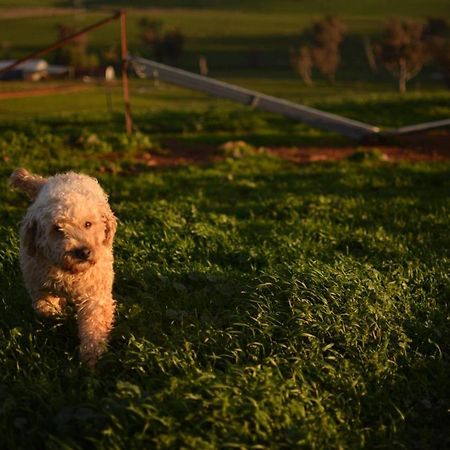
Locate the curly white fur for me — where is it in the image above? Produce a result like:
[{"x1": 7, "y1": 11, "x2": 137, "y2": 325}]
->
[{"x1": 10, "y1": 168, "x2": 117, "y2": 368}]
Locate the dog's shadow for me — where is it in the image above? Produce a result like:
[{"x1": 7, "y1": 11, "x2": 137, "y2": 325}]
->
[
  {"x1": 2, "y1": 284, "x2": 82, "y2": 370},
  {"x1": 107, "y1": 267, "x2": 256, "y2": 368},
  {"x1": 1, "y1": 253, "x2": 254, "y2": 372}
]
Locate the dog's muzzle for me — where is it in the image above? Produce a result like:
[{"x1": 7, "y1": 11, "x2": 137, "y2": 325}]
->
[{"x1": 73, "y1": 246, "x2": 92, "y2": 261}]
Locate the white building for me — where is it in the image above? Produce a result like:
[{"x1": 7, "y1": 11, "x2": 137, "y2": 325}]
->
[{"x1": 0, "y1": 59, "x2": 70, "y2": 81}]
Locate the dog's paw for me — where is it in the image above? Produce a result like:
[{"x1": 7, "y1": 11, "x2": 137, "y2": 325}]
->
[{"x1": 33, "y1": 296, "x2": 67, "y2": 319}]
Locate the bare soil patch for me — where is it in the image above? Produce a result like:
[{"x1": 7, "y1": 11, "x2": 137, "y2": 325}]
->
[{"x1": 135, "y1": 130, "x2": 450, "y2": 167}]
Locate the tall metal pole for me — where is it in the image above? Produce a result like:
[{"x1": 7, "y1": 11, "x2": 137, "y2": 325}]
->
[{"x1": 120, "y1": 10, "x2": 133, "y2": 135}]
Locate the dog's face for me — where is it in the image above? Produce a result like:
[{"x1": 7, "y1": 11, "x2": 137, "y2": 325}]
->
[{"x1": 23, "y1": 192, "x2": 116, "y2": 274}]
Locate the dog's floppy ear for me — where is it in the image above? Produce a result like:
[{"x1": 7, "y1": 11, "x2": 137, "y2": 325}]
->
[
  {"x1": 21, "y1": 218, "x2": 38, "y2": 257},
  {"x1": 102, "y1": 208, "x2": 117, "y2": 246},
  {"x1": 10, "y1": 168, "x2": 47, "y2": 200}
]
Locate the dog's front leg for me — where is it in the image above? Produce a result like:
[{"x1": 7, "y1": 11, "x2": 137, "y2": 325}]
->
[
  {"x1": 76, "y1": 296, "x2": 115, "y2": 369},
  {"x1": 33, "y1": 293, "x2": 67, "y2": 319}
]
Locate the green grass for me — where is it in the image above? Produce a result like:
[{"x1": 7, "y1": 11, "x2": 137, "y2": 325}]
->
[
  {"x1": 0, "y1": 0, "x2": 449, "y2": 127},
  {"x1": 0, "y1": 3, "x2": 449, "y2": 446},
  {"x1": 0, "y1": 127, "x2": 449, "y2": 449},
  {"x1": 0, "y1": 81, "x2": 449, "y2": 145},
  {"x1": 0, "y1": 4, "x2": 449, "y2": 76}
]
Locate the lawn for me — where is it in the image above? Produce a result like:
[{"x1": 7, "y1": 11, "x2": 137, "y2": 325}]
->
[
  {"x1": 0, "y1": 126, "x2": 449, "y2": 449},
  {"x1": 0, "y1": 80, "x2": 449, "y2": 142},
  {"x1": 0, "y1": 1, "x2": 449, "y2": 448}
]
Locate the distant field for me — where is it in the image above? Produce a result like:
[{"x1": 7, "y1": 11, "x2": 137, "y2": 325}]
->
[
  {"x1": 0, "y1": 0, "x2": 449, "y2": 143},
  {"x1": 0, "y1": 2, "x2": 449, "y2": 78},
  {"x1": 0, "y1": 80, "x2": 449, "y2": 145},
  {"x1": 0, "y1": 0, "x2": 449, "y2": 133}
]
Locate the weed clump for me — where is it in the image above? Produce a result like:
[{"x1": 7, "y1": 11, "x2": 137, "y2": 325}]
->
[
  {"x1": 347, "y1": 147, "x2": 388, "y2": 163},
  {"x1": 218, "y1": 140, "x2": 267, "y2": 159},
  {"x1": 69, "y1": 131, "x2": 154, "y2": 153}
]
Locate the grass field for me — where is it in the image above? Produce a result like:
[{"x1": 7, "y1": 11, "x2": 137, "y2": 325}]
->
[
  {"x1": 0, "y1": 80, "x2": 449, "y2": 143},
  {"x1": 1, "y1": 1, "x2": 449, "y2": 79},
  {"x1": 0, "y1": 0, "x2": 449, "y2": 131},
  {"x1": 1, "y1": 128, "x2": 449, "y2": 448},
  {"x1": 1, "y1": 0, "x2": 449, "y2": 130},
  {"x1": 0, "y1": 1, "x2": 449, "y2": 448}
]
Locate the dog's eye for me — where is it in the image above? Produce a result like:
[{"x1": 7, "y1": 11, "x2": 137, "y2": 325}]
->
[{"x1": 84, "y1": 221, "x2": 92, "y2": 229}]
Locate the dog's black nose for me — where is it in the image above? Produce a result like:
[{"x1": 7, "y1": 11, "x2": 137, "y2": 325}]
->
[{"x1": 73, "y1": 247, "x2": 91, "y2": 261}]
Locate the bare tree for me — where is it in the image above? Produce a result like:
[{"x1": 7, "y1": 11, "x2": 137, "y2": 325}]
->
[
  {"x1": 290, "y1": 45, "x2": 313, "y2": 85},
  {"x1": 312, "y1": 15, "x2": 347, "y2": 48},
  {"x1": 311, "y1": 16, "x2": 347, "y2": 83},
  {"x1": 376, "y1": 19, "x2": 428, "y2": 93},
  {"x1": 290, "y1": 16, "x2": 346, "y2": 84},
  {"x1": 198, "y1": 55, "x2": 209, "y2": 76},
  {"x1": 312, "y1": 45, "x2": 340, "y2": 83}
]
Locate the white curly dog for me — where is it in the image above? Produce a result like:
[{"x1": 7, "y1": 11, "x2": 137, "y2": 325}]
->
[{"x1": 10, "y1": 168, "x2": 117, "y2": 368}]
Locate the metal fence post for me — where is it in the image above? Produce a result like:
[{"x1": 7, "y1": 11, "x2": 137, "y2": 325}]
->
[{"x1": 120, "y1": 10, "x2": 133, "y2": 135}]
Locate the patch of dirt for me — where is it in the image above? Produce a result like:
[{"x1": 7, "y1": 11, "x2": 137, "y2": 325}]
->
[
  {"x1": 145, "y1": 141, "x2": 222, "y2": 167},
  {"x1": 131, "y1": 130, "x2": 450, "y2": 167},
  {"x1": 268, "y1": 144, "x2": 450, "y2": 164}
]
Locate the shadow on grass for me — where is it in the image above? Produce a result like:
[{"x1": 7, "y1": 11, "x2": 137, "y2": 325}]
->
[
  {"x1": 1, "y1": 155, "x2": 449, "y2": 449},
  {"x1": 360, "y1": 292, "x2": 450, "y2": 449}
]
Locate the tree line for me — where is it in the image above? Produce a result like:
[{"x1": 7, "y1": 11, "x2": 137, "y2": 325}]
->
[
  {"x1": 52, "y1": 20, "x2": 185, "y2": 74},
  {"x1": 290, "y1": 16, "x2": 450, "y2": 92},
  {"x1": 49, "y1": 16, "x2": 449, "y2": 92}
]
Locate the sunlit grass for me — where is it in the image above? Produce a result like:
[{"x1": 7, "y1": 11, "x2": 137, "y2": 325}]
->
[
  {"x1": 0, "y1": 127, "x2": 449, "y2": 448},
  {"x1": 0, "y1": 79, "x2": 449, "y2": 137},
  {"x1": 0, "y1": 2, "x2": 449, "y2": 446}
]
